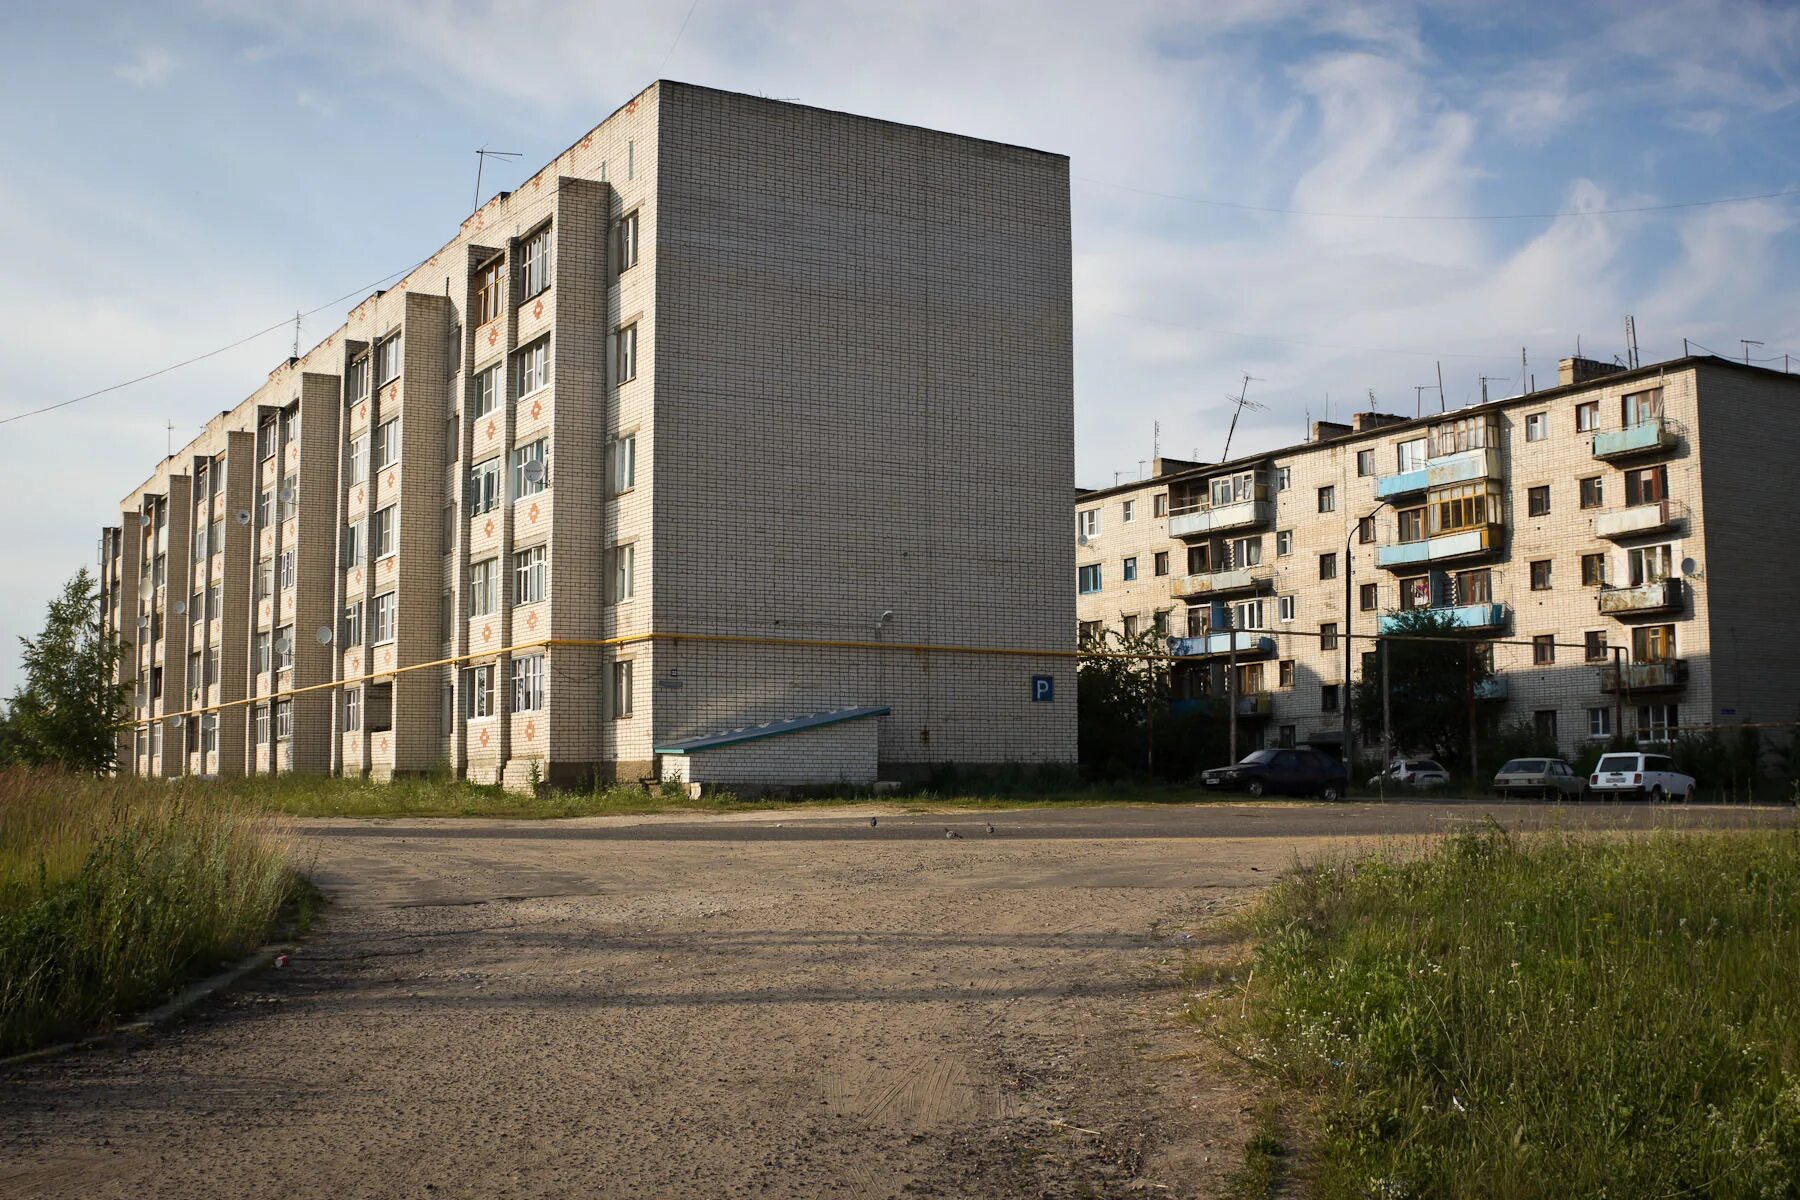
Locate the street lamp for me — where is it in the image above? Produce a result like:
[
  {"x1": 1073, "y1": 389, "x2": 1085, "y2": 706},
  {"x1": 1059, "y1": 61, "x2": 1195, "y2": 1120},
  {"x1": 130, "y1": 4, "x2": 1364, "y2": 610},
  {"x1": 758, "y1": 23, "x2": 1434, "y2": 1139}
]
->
[{"x1": 1343, "y1": 498, "x2": 1391, "y2": 772}]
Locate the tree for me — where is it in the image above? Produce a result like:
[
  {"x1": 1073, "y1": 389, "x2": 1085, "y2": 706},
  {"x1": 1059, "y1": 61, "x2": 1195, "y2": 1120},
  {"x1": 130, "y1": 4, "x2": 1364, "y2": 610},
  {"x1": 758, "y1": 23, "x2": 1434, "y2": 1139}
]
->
[
  {"x1": 6, "y1": 570, "x2": 128, "y2": 772},
  {"x1": 1350, "y1": 607, "x2": 1491, "y2": 769},
  {"x1": 1076, "y1": 625, "x2": 1228, "y2": 781}
]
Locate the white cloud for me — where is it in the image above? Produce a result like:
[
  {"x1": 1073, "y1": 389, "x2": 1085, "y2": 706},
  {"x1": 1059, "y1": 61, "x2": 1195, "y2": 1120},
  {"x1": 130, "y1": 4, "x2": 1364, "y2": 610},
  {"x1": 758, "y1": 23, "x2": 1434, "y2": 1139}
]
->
[{"x1": 115, "y1": 46, "x2": 179, "y2": 86}]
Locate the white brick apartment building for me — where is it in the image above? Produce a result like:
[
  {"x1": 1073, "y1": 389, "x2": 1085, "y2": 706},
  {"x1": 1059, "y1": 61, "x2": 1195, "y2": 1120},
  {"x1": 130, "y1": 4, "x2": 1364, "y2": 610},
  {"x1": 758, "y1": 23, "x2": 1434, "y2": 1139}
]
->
[
  {"x1": 98, "y1": 82, "x2": 1076, "y2": 790},
  {"x1": 1074, "y1": 355, "x2": 1800, "y2": 759}
]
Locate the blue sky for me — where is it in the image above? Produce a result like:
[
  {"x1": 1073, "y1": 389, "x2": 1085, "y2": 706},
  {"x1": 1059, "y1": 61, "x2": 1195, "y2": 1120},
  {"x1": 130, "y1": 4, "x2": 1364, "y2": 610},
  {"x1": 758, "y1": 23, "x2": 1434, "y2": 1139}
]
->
[{"x1": 0, "y1": 0, "x2": 1796, "y2": 693}]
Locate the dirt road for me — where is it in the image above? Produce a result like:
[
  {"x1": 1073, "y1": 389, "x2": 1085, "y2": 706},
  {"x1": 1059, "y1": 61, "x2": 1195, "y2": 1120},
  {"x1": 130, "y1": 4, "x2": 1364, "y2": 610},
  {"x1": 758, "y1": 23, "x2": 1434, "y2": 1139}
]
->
[{"x1": 2, "y1": 801, "x2": 1788, "y2": 1199}]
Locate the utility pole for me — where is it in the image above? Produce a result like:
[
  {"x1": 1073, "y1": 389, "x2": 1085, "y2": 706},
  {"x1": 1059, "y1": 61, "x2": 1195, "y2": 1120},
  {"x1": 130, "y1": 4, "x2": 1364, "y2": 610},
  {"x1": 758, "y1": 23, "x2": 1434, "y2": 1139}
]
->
[
  {"x1": 1225, "y1": 604, "x2": 1238, "y2": 764},
  {"x1": 1612, "y1": 645, "x2": 1626, "y2": 749},
  {"x1": 1342, "y1": 502, "x2": 1388, "y2": 771},
  {"x1": 1466, "y1": 644, "x2": 1479, "y2": 785},
  {"x1": 1381, "y1": 635, "x2": 1392, "y2": 774}
]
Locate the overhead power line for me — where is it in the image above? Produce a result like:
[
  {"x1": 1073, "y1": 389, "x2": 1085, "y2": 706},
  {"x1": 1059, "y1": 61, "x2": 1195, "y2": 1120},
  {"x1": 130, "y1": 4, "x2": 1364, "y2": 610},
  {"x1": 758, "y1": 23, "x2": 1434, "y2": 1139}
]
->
[{"x1": 1074, "y1": 177, "x2": 1800, "y2": 222}]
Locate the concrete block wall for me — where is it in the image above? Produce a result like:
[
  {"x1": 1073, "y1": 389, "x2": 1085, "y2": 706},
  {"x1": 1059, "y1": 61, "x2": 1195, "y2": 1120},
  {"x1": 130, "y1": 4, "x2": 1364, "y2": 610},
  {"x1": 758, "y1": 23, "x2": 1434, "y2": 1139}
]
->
[{"x1": 661, "y1": 717, "x2": 880, "y2": 788}]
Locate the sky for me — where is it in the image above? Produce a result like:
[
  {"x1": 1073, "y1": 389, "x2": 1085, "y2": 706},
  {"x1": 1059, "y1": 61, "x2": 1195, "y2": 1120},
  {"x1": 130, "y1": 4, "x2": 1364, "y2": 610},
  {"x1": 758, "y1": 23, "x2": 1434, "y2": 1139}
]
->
[{"x1": 0, "y1": 0, "x2": 1797, "y2": 694}]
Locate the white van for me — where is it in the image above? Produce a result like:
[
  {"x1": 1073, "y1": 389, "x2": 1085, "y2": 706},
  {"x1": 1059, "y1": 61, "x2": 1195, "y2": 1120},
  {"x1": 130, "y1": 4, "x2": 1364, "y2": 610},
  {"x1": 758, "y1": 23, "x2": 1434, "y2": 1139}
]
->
[{"x1": 1589, "y1": 752, "x2": 1696, "y2": 802}]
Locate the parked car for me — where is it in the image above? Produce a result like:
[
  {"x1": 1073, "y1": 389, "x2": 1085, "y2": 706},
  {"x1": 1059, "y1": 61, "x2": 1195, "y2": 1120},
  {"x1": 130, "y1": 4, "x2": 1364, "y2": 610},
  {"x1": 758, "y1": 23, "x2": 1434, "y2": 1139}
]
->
[
  {"x1": 1588, "y1": 752, "x2": 1697, "y2": 802},
  {"x1": 1202, "y1": 748, "x2": 1348, "y2": 801},
  {"x1": 1493, "y1": 757, "x2": 1586, "y2": 800},
  {"x1": 1366, "y1": 758, "x2": 1451, "y2": 789}
]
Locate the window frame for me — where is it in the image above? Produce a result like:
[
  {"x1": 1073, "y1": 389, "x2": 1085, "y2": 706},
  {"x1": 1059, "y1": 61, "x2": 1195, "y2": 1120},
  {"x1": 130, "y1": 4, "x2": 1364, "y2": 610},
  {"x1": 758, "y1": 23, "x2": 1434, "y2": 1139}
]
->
[
  {"x1": 612, "y1": 323, "x2": 638, "y2": 385},
  {"x1": 513, "y1": 543, "x2": 547, "y2": 605}
]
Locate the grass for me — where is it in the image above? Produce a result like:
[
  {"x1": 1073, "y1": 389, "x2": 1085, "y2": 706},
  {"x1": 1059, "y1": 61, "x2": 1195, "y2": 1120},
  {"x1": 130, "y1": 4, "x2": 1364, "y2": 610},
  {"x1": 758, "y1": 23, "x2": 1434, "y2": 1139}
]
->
[
  {"x1": 1193, "y1": 824, "x2": 1800, "y2": 1198},
  {"x1": 0, "y1": 768, "x2": 302, "y2": 1056}
]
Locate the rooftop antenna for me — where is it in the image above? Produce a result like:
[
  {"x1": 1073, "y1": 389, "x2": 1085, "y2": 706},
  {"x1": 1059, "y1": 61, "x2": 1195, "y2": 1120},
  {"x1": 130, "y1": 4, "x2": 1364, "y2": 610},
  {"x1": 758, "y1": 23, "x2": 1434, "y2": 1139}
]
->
[
  {"x1": 166, "y1": 419, "x2": 174, "y2": 457},
  {"x1": 472, "y1": 146, "x2": 524, "y2": 214},
  {"x1": 1152, "y1": 420, "x2": 1160, "y2": 461},
  {"x1": 1742, "y1": 339, "x2": 1764, "y2": 364},
  {"x1": 1413, "y1": 385, "x2": 1429, "y2": 417},
  {"x1": 1436, "y1": 360, "x2": 1446, "y2": 411},
  {"x1": 1137, "y1": 459, "x2": 1147, "y2": 479},
  {"x1": 1479, "y1": 375, "x2": 1509, "y2": 404},
  {"x1": 291, "y1": 311, "x2": 302, "y2": 360},
  {"x1": 1219, "y1": 375, "x2": 1265, "y2": 462},
  {"x1": 1520, "y1": 347, "x2": 1529, "y2": 395},
  {"x1": 1625, "y1": 315, "x2": 1640, "y2": 368}
]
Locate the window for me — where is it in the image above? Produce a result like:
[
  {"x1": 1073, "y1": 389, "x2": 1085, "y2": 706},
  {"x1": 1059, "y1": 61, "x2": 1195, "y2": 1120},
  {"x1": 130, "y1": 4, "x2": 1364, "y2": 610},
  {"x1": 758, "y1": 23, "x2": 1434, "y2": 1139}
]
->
[
  {"x1": 615, "y1": 210, "x2": 640, "y2": 271},
  {"x1": 1275, "y1": 530, "x2": 1293, "y2": 556},
  {"x1": 1527, "y1": 485, "x2": 1550, "y2": 517},
  {"x1": 1122, "y1": 614, "x2": 1140, "y2": 638},
  {"x1": 1588, "y1": 707, "x2": 1612, "y2": 739},
  {"x1": 275, "y1": 624, "x2": 295, "y2": 670},
  {"x1": 1153, "y1": 493, "x2": 1168, "y2": 518},
  {"x1": 514, "y1": 544, "x2": 547, "y2": 604},
  {"x1": 1533, "y1": 634, "x2": 1555, "y2": 665},
  {"x1": 257, "y1": 487, "x2": 273, "y2": 527},
  {"x1": 1230, "y1": 599, "x2": 1265, "y2": 630},
  {"x1": 1534, "y1": 710, "x2": 1557, "y2": 740},
  {"x1": 445, "y1": 414, "x2": 460, "y2": 465},
  {"x1": 1429, "y1": 414, "x2": 1498, "y2": 457},
  {"x1": 343, "y1": 601, "x2": 363, "y2": 647},
  {"x1": 1635, "y1": 704, "x2": 1679, "y2": 743},
  {"x1": 375, "y1": 335, "x2": 401, "y2": 385},
  {"x1": 469, "y1": 459, "x2": 502, "y2": 514},
  {"x1": 372, "y1": 592, "x2": 397, "y2": 643},
  {"x1": 1278, "y1": 724, "x2": 1297, "y2": 747},
  {"x1": 343, "y1": 521, "x2": 365, "y2": 567},
  {"x1": 280, "y1": 406, "x2": 299, "y2": 448},
  {"x1": 193, "y1": 523, "x2": 207, "y2": 561},
  {"x1": 1227, "y1": 536, "x2": 1261, "y2": 568},
  {"x1": 1356, "y1": 448, "x2": 1376, "y2": 476},
  {"x1": 1078, "y1": 564, "x2": 1102, "y2": 594},
  {"x1": 278, "y1": 549, "x2": 295, "y2": 591},
  {"x1": 441, "y1": 685, "x2": 454, "y2": 737},
  {"x1": 1627, "y1": 544, "x2": 1674, "y2": 586},
  {"x1": 1357, "y1": 515, "x2": 1375, "y2": 544},
  {"x1": 469, "y1": 363, "x2": 502, "y2": 419},
  {"x1": 1581, "y1": 553, "x2": 1607, "y2": 586},
  {"x1": 467, "y1": 665, "x2": 493, "y2": 718},
  {"x1": 344, "y1": 688, "x2": 362, "y2": 733},
  {"x1": 611, "y1": 543, "x2": 636, "y2": 603},
  {"x1": 512, "y1": 654, "x2": 545, "y2": 711},
  {"x1": 1317, "y1": 484, "x2": 1336, "y2": 513},
  {"x1": 206, "y1": 583, "x2": 220, "y2": 620},
  {"x1": 256, "y1": 557, "x2": 273, "y2": 600},
  {"x1": 1622, "y1": 387, "x2": 1663, "y2": 426},
  {"x1": 447, "y1": 323, "x2": 462, "y2": 377},
  {"x1": 1077, "y1": 509, "x2": 1100, "y2": 539},
  {"x1": 1275, "y1": 467, "x2": 1291, "y2": 492},
  {"x1": 1078, "y1": 620, "x2": 1102, "y2": 643},
  {"x1": 253, "y1": 704, "x2": 269, "y2": 746},
  {"x1": 1278, "y1": 595, "x2": 1296, "y2": 622},
  {"x1": 470, "y1": 559, "x2": 498, "y2": 617},
  {"x1": 473, "y1": 256, "x2": 505, "y2": 326},
  {"x1": 516, "y1": 337, "x2": 551, "y2": 397},
  {"x1": 344, "y1": 354, "x2": 370, "y2": 406},
  {"x1": 1209, "y1": 471, "x2": 1260, "y2": 508},
  {"x1": 1359, "y1": 583, "x2": 1378, "y2": 611},
  {"x1": 441, "y1": 504, "x2": 457, "y2": 555},
  {"x1": 1122, "y1": 499, "x2": 1136, "y2": 523},
  {"x1": 1153, "y1": 551, "x2": 1170, "y2": 577},
  {"x1": 1579, "y1": 476, "x2": 1603, "y2": 509},
  {"x1": 1235, "y1": 662, "x2": 1265, "y2": 695},
  {"x1": 607, "y1": 433, "x2": 637, "y2": 495},
  {"x1": 1320, "y1": 622, "x2": 1339, "y2": 650},
  {"x1": 1624, "y1": 465, "x2": 1668, "y2": 507},
  {"x1": 511, "y1": 438, "x2": 549, "y2": 497},
  {"x1": 346, "y1": 436, "x2": 368, "y2": 487},
  {"x1": 611, "y1": 659, "x2": 634, "y2": 718},
  {"x1": 1530, "y1": 559, "x2": 1552, "y2": 590},
  {"x1": 371, "y1": 505, "x2": 396, "y2": 559},
  {"x1": 1396, "y1": 506, "x2": 1426, "y2": 543},
  {"x1": 1633, "y1": 624, "x2": 1676, "y2": 662},
  {"x1": 1122, "y1": 556, "x2": 1138, "y2": 583},
  {"x1": 187, "y1": 650, "x2": 202, "y2": 699},
  {"x1": 1576, "y1": 400, "x2": 1599, "y2": 432},
  {"x1": 1153, "y1": 609, "x2": 1170, "y2": 634},
  {"x1": 258, "y1": 418, "x2": 277, "y2": 460},
  {"x1": 373, "y1": 417, "x2": 400, "y2": 470},
  {"x1": 1321, "y1": 684, "x2": 1340, "y2": 713},
  {"x1": 1279, "y1": 660, "x2": 1295, "y2": 688},
  {"x1": 255, "y1": 630, "x2": 271, "y2": 673},
  {"x1": 441, "y1": 589, "x2": 453, "y2": 637},
  {"x1": 279, "y1": 474, "x2": 298, "y2": 521},
  {"x1": 275, "y1": 700, "x2": 292, "y2": 743},
  {"x1": 1396, "y1": 437, "x2": 1427, "y2": 472},
  {"x1": 518, "y1": 223, "x2": 554, "y2": 299},
  {"x1": 1525, "y1": 412, "x2": 1548, "y2": 442},
  {"x1": 1585, "y1": 630, "x2": 1608, "y2": 662},
  {"x1": 612, "y1": 324, "x2": 638, "y2": 385},
  {"x1": 1319, "y1": 552, "x2": 1337, "y2": 581},
  {"x1": 1396, "y1": 576, "x2": 1427, "y2": 610},
  {"x1": 1429, "y1": 482, "x2": 1497, "y2": 536}
]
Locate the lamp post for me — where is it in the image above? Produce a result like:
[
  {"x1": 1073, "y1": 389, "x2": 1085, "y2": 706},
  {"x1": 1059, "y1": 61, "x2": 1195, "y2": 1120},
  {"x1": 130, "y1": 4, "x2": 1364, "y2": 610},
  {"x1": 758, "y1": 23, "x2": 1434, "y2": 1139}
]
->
[{"x1": 1343, "y1": 499, "x2": 1391, "y2": 774}]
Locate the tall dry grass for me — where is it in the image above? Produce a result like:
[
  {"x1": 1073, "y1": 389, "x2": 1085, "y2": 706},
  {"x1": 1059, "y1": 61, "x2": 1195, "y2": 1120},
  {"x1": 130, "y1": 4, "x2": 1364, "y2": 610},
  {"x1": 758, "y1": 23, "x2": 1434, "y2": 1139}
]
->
[{"x1": 0, "y1": 768, "x2": 299, "y2": 1055}]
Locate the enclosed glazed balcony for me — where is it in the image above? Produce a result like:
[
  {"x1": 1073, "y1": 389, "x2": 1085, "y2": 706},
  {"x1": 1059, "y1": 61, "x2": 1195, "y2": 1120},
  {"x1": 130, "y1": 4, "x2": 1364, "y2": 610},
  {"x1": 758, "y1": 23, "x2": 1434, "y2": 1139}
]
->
[
  {"x1": 1375, "y1": 446, "x2": 1502, "y2": 500},
  {"x1": 1375, "y1": 525, "x2": 1501, "y2": 570},
  {"x1": 1593, "y1": 499, "x2": 1683, "y2": 540},
  {"x1": 1377, "y1": 602, "x2": 1506, "y2": 634},
  {"x1": 1167, "y1": 631, "x2": 1276, "y2": 659},
  {"x1": 1592, "y1": 417, "x2": 1678, "y2": 460},
  {"x1": 1599, "y1": 659, "x2": 1687, "y2": 692},
  {"x1": 1597, "y1": 578, "x2": 1682, "y2": 615},
  {"x1": 1168, "y1": 564, "x2": 1272, "y2": 599}
]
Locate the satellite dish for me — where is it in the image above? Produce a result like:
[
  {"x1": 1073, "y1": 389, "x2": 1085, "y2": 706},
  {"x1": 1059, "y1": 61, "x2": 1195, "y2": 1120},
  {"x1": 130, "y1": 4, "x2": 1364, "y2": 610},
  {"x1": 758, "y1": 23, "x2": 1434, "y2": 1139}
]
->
[
  {"x1": 136, "y1": 615, "x2": 151, "y2": 629},
  {"x1": 315, "y1": 625, "x2": 334, "y2": 645},
  {"x1": 1680, "y1": 557, "x2": 1698, "y2": 577},
  {"x1": 1077, "y1": 533, "x2": 1090, "y2": 547},
  {"x1": 274, "y1": 634, "x2": 293, "y2": 654},
  {"x1": 140, "y1": 514, "x2": 153, "y2": 527},
  {"x1": 521, "y1": 460, "x2": 545, "y2": 485},
  {"x1": 280, "y1": 483, "x2": 296, "y2": 503},
  {"x1": 235, "y1": 509, "x2": 252, "y2": 526},
  {"x1": 165, "y1": 716, "x2": 182, "y2": 729},
  {"x1": 172, "y1": 600, "x2": 187, "y2": 615}
]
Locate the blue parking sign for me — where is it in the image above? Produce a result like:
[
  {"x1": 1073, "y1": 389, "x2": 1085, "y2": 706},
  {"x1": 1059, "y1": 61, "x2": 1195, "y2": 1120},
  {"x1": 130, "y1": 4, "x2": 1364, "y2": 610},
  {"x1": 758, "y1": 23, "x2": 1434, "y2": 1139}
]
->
[{"x1": 1031, "y1": 675, "x2": 1055, "y2": 702}]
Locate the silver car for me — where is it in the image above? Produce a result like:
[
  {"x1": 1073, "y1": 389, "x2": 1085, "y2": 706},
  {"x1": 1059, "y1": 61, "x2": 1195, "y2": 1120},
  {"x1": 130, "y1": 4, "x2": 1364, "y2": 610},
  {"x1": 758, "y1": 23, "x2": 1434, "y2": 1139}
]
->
[{"x1": 1493, "y1": 757, "x2": 1586, "y2": 800}]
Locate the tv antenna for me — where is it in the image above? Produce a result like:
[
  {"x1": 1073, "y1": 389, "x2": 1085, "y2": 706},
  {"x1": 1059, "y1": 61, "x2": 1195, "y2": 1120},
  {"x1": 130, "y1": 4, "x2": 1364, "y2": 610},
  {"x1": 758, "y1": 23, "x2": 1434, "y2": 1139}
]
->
[
  {"x1": 291, "y1": 311, "x2": 302, "y2": 360},
  {"x1": 472, "y1": 147, "x2": 524, "y2": 214},
  {"x1": 1219, "y1": 375, "x2": 1265, "y2": 462},
  {"x1": 1742, "y1": 339, "x2": 1764, "y2": 364},
  {"x1": 1624, "y1": 315, "x2": 1640, "y2": 368}
]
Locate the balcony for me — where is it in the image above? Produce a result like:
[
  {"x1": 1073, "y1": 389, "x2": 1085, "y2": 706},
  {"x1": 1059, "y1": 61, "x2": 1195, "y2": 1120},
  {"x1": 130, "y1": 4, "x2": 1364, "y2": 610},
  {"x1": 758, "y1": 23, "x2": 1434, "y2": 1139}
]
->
[
  {"x1": 1593, "y1": 499, "x2": 1683, "y2": 540},
  {"x1": 1168, "y1": 564, "x2": 1271, "y2": 599},
  {"x1": 1235, "y1": 692, "x2": 1273, "y2": 717},
  {"x1": 1597, "y1": 578, "x2": 1682, "y2": 615},
  {"x1": 1599, "y1": 659, "x2": 1687, "y2": 693},
  {"x1": 1168, "y1": 497, "x2": 1273, "y2": 539},
  {"x1": 1167, "y1": 631, "x2": 1276, "y2": 659},
  {"x1": 1592, "y1": 418, "x2": 1678, "y2": 460},
  {"x1": 1474, "y1": 676, "x2": 1508, "y2": 701},
  {"x1": 1374, "y1": 446, "x2": 1501, "y2": 500},
  {"x1": 1378, "y1": 602, "x2": 1507, "y2": 634},
  {"x1": 1375, "y1": 525, "x2": 1500, "y2": 570}
]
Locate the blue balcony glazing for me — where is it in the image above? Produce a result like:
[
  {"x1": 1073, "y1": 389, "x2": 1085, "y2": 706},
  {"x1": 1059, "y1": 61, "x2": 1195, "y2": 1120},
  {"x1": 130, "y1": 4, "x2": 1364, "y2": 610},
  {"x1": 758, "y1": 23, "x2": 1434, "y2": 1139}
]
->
[
  {"x1": 1374, "y1": 526, "x2": 1498, "y2": 570},
  {"x1": 1377, "y1": 602, "x2": 1506, "y2": 634},
  {"x1": 1592, "y1": 418, "x2": 1677, "y2": 460},
  {"x1": 1374, "y1": 447, "x2": 1500, "y2": 500}
]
